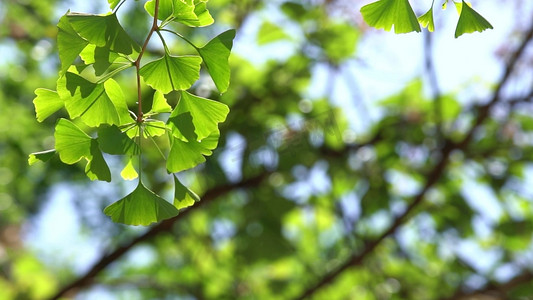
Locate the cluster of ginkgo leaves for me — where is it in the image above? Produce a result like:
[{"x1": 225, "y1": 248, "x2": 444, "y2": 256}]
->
[
  {"x1": 361, "y1": 0, "x2": 493, "y2": 37},
  {"x1": 29, "y1": 0, "x2": 235, "y2": 226}
]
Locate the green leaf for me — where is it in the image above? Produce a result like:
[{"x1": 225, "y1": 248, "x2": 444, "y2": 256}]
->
[
  {"x1": 145, "y1": 0, "x2": 197, "y2": 23},
  {"x1": 173, "y1": 175, "x2": 200, "y2": 209},
  {"x1": 190, "y1": 1, "x2": 214, "y2": 27},
  {"x1": 144, "y1": 120, "x2": 168, "y2": 137},
  {"x1": 145, "y1": 0, "x2": 213, "y2": 27},
  {"x1": 257, "y1": 21, "x2": 290, "y2": 45},
  {"x1": 418, "y1": 5, "x2": 435, "y2": 32},
  {"x1": 140, "y1": 55, "x2": 202, "y2": 94},
  {"x1": 360, "y1": 0, "x2": 421, "y2": 34},
  {"x1": 33, "y1": 89, "x2": 64, "y2": 122},
  {"x1": 58, "y1": 73, "x2": 132, "y2": 127},
  {"x1": 197, "y1": 29, "x2": 236, "y2": 93},
  {"x1": 97, "y1": 125, "x2": 139, "y2": 155},
  {"x1": 104, "y1": 181, "x2": 179, "y2": 226},
  {"x1": 454, "y1": 0, "x2": 493, "y2": 38},
  {"x1": 67, "y1": 12, "x2": 140, "y2": 55},
  {"x1": 28, "y1": 150, "x2": 56, "y2": 166},
  {"x1": 168, "y1": 91, "x2": 229, "y2": 142},
  {"x1": 79, "y1": 44, "x2": 127, "y2": 76},
  {"x1": 121, "y1": 158, "x2": 138, "y2": 180},
  {"x1": 85, "y1": 140, "x2": 111, "y2": 182},
  {"x1": 108, "y1": 0, "x2": 121, "y2": 10},
  {"x1": 149, "y1": 91, "x2": 172, "y2": 114},
  {"x1": 57, "y1": 14, "x2": 89, "y2": 76},
  {"x1": 54, "y1": 118, "x2": 92, "y2": 164},
  {"x1": 166, "y1": 131, "x2": 219, "y2": 173}
]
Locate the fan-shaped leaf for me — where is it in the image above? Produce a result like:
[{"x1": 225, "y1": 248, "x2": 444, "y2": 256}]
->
[
  {"x1": 57, "y1": 73, "x2": 132, "y2": 127},
  {"x1": 198, "y1": 29, "x2": 236, "y2": 93},
  {"x1": 168, "y1": 91, "x2": 229, "y2": 142},
  {"x1": 57, "y1": 14, "x2": 89, "y2": 76},
  {"x1": 85, "y1": 139, "x2": 111, "y2": 182},
  {"x1": 418, "y1": 5, "x2": 435, "y2": 32},
  {"x1": 121, "y1": 158, "x2": 138, "y2": 180},
  {"x1": 28, "y1": 150, "x2": 56, "y2": 166},
  {"x1": 173, "y1": 175, "x2": 200, "y2": 209},
  {"x1": 360, "y1": 0, "x2": 421, "y2": 34},
  {"x1": 149, "y1": 91, "x2": 172, "y2": 114},
  {"x1": 97, "y1": 125, "x2": 139, "y2": 155},
  {"x1": 67, "y1": 13, "x2": 140, "y2": 55},
  {"x1": 33, "y1": 89, "x2": 64, "y2": 122},
  {"x1": 455, "y1": 0, "x2": 493, "y2": 38},
  {"x1": 54, "y1": 118, "x2": 92, "y2": 164},
  {"x1": 166, "y1": 131, "x2": 219, "y2": 173},
  {"x1": 104, "y1": 181, "x2": 179, "y2": 225},
  {"x1": 140, "y1": 55, "x2": 202, "y2": 94}
]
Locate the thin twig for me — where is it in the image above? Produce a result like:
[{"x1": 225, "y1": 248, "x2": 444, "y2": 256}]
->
[{"x1": 134, "y1": 0, "x2": 160, "y2": 123}]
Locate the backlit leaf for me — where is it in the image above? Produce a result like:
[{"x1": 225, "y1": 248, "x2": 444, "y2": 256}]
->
[
  {"x1": 57, "y1": 14, "x2": 89, "y2": 76},
  {"x1": 173, "y1": 175, "x2": 200, "y2": 209},
  {"x1": 58, "y1": 73, "x2": 132, "y2": 127},
  {"x1": 97, "y1": 125, "x2": 139, "y2": 155},
  {"x1": 149, "y1": 91, "x2": 172, "y2": 114},
  {"x1": 28, "y1": 150, "x2": 56, "y2": 166},
  {"x1": 145, "y1": 0, "x2": 197, "y2": 23},
  {"x1": 454, "y1": 0, "x2": 493, "y2": 38},
  {"x1": 54, "y1": 118, "x2": 92, "y2": 164},
  {"x1": 104, "y1": 181, "x2": 179, "y2": 225},
  {"x1": 140, "y1": 55, "x2": 202, "y2": 94},
  {"x1": 85, "y1": 140, "x2": 111, "y2": 182},
  {"x1": 67, "y1": 13, "x2": 140, "y2": 55},
  {"x1": 121, "y1": 158, "x2": 138, "y2": 180},
  {"x1": 360, "y1": 0, "x2": 421, "y2": 34},
  {"x1": 144, "y1": 120, "x2": 168, "y2": 137},
  {"x1": 108, "y1": 0, "x2": 121, "y2": 10},
  {"x1": 198, "y1": 29, "x2": 236, "y2": 93},
  {"x1": 418, "y1": 4, "x2": 435, "y2": 32},
  {"x1": 166, "y1": 131, "x2": 219, "y2": 173},
  {"x1": 168, "y1": 91, "x2": 229, "y2": 142},
  {"x1": 33, "y1": 89, "x2": 63, "y2": 122}
]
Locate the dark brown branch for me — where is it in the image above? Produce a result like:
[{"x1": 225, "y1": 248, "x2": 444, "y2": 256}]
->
[
  {"x1": 441, "y1": 271, "x2": 533, "y2": 300},
  {"x1": 47, "y1": 172, "x2": 269, "y2": 300},
  {"x1": 292, "y1": 22, "x2": 533, "y2": 300}
]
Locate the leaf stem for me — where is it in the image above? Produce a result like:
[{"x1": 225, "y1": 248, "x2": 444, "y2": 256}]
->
[
  {"x1": 135, "y1": 0, "x2": 161, "y2": 123},
  {"x1": 159, "y1": 28, "x2": 198, "y2": 50}
]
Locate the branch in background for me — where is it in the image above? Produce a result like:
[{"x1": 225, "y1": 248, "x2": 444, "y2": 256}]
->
[
  {"x1": 292, "y1": 21, "x2": 533, "y2": 300},
  {"x1": 47, "y1": 172, "x2": 270, "y2": 300},
  {"x1": 441, "y1": 271, "x2": 533, "y2": 300}
]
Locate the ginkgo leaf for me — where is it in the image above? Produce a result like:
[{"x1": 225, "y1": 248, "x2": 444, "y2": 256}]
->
[
  {"x1": 57, "y1": 14, "x2": 89, "y2": 76},
  {"x1": 108, "y1": 0, "x2": 121, "y2": 9},
  {"x1": 97, "y1": 125, "x2": 139, "y2": 155},
  {"x1": 33, "y1": 89, "x2": 64, "y2": 122},
  {"x1": 418, "y1": 4, "x2": 435, "y2": 32},
  {"x1": 67, "y1": 13, "x2": 140, "y2": 55},
  {"x1": 149, "y1": 91, "x2": 172, "y2": 114},
  {"x1": 173, "y1": 175, "x2": 200, "y2": 209},
  {"x1": 454, "y1": 0, "x2": 493, "y2": 38},
  {"x1": 104, "y1": 181, "x2": 179, "y2": 225},
  {"x1": 54, "y1": 118, "x2": 92, "y2": 164},
  {"x1": 145, "y1": 0, "x2": 197, "y2": 23},
  {"x1": 57, "y1": 73, "x2": 132, "y2": 126},
  {"x1": 28, "y1": 149, "x2": 56, "y2": 166},
  {"x1": 140, "y1": 55, "x2": 202, "y2": 94},
  {"x1": 144, "y1": 120, "x2": 168, "y2": 137},
  {"x1": 257, "y1": 21, "x2": 290, "y2": 45},
  {"x1": 190, "y1": 1, "x2": 214, "y2": 27},
  {"x1": 166, "y1": 131, "x2": 219, "y2": 173},
  {"x1": 121, "y1": 158, "x2": 138, "y2": 180},
  {"x1": 168, "y1": 91, "x2": 229, "y2": 142},
  {"x1": 360, "y1": 0, "x2": 421, "y2": 34},
  {"x1": 197, "y1": 29, "x2": 236, "y2": 93},
  {"x1": 85, "y1": 139, "x2": 111, "y2": 182},
  {"x1": 79, "y1": 44, "x2": 126, "y2": 76}
]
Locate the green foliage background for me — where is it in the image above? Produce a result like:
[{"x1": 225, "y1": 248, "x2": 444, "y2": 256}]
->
[{"x1": 1, "y1": 0, "x2": 533, "y2": 299}]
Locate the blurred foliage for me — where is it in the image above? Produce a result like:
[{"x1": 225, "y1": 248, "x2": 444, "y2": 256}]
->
[{"x1": 1, "y1": 0, "x2": 533, "y2": 300}]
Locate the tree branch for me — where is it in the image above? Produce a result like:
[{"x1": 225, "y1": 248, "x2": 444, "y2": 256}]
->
[
  {"x1": 47, "y1": 172, "x2": 269, "y2": 300},
  {"x1": 292, "y1": 22, "x2": 533, "y2": 300},
  {"x1": 441, "y1": 271, "x2": 533, "y2": 300}
]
